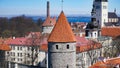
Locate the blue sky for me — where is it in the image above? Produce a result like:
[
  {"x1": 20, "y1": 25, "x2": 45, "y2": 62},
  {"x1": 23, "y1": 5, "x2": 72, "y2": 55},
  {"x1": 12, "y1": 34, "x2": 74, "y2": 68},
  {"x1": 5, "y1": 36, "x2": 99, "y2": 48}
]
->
[{"x1": 0, "y1": 0, "x2": 119, "y2": 16}]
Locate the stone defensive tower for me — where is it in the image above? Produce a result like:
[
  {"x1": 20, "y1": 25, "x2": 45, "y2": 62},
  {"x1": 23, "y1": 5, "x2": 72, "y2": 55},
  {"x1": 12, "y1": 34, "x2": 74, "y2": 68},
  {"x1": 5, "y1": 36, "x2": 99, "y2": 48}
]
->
[
  {"x1": 48, "y1": 11, "x2": 76, "y2": 68},
  {"x1": 42, "y1": 1, "x2": 56, "y2": 34}
]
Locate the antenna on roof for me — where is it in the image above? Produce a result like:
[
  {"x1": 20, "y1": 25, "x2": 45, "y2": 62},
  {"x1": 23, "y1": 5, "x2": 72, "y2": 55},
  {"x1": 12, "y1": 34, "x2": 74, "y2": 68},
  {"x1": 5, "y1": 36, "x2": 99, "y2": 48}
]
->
[{"x1": 61, "y1": 0, "x2": 64, "y2": 11}]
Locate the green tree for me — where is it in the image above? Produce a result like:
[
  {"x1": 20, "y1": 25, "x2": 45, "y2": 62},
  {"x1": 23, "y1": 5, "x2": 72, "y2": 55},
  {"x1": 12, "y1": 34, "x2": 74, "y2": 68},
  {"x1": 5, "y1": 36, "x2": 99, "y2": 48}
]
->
[
  {"x1": 1, "y1": 30, "x2": 11, "y2": 38},
  {"x1": 37, "y1": 18, "x2": 43, "y2": 32}
]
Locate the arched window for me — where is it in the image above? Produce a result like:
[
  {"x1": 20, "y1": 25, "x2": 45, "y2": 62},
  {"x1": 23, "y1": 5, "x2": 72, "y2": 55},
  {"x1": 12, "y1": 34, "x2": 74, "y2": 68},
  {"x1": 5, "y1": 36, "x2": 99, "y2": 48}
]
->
[
  {"x1": 56, "y1": 45, "x2": 58, "y2": 49},
  {"x1": 67, "y1": 45, "x2": 69, "y2": 49}
]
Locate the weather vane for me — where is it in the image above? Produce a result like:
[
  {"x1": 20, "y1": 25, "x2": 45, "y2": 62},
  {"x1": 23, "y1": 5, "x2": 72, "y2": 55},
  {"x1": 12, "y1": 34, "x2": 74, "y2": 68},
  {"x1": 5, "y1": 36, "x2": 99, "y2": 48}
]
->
[{"x1": 61, "y1": 0, "x2": 64, "y2": 10}]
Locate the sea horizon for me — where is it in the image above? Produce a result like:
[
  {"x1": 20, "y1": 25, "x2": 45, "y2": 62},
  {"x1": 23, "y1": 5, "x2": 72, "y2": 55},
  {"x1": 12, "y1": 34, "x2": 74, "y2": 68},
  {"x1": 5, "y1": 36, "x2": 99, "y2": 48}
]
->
[{"x1": 0, "y1": 14, "x2": 91, "y2": 23}]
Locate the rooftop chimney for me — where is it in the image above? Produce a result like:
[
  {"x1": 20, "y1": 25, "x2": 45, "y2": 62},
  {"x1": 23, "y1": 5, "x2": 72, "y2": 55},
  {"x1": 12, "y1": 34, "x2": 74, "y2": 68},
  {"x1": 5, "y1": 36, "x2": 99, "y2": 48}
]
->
[{"x1": 47, "y1": 1, "x2": 50, "y2": 17}]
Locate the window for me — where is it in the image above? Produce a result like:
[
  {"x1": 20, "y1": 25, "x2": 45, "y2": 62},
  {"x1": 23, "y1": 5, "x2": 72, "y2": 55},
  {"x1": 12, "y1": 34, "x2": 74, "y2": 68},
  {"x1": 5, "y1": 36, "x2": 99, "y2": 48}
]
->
[
  {"x1": 96, "y1": 6, "x2": 100, "y2": 9},
  {"x1": 67, "y1": 45, "x2": 69, "y2": 49},
  {"x1": 50, "y1": 64, "x2": 52, "y2": 68},
  {"x1": 20, "y1": 47, "x2": 22, "y2": 50},
  {"x1": 28, "y1": 47, "x2": 31, "y2": 51},
  {"x1": 12, "y1": 46, "x2": 15, "y2": 50},
  {"x1": 67, "y1": 65, "x2": 68, "y2": 68},
  {"x1": 20, "y1": 53, "x2": 22, "y2": 57},
  {"x1": 18, "y1": 53, "x2": 19, "y2": 56},
  {"x1": 91, "y1": 33, "x2": 92, "y2": 37},
  {"x1": 18, "y1": 58, "x2": 19, "y2": 61},
  {"x1": 95, "y1": 33, "x2": 97, "y2": 37},
  {"x1": 17, "y1": 46, "x2": 19, "y2": 50},
  {"x1": 7, "y1": 52, "x2": 9, "y2": 54},
  {"x1": 13, "y1": 58, "x2": 15, "y2": 61},
  {"x1": 103, "y1": 6, "x2": 107, "y2": 9},
  {"x1": 56, "y1": 45, "x2": 58, "y2": 49},
  {"x1": 11, "y1": 52, "x2": 12, "y2": 56},
  {"x1": 28, "y1": 53, "x2": 30, "y2": 57},
  {"x1": 13, "y1": 53, "x2": 15, "y2": 56},
  {"x1": 50, "y1": 21, "x2": 52, "y2": 24}
]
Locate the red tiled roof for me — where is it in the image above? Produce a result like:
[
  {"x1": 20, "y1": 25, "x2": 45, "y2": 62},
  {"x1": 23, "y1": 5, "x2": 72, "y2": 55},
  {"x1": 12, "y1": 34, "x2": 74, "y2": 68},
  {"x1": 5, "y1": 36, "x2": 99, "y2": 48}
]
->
[
  {"x1": 48, "y1": 11, "x2": 76, "y2": 42},
  {"x1": 76, "y1": 36, "x2": 89, "y2": 46},
  {"x1": 0, "y1": 44, "x2": 11, "y2": 51},
  {"x1": 76, "y1": 40, "x2": 102, "y2": 53},
  {"x1": 89, "y1": 57, "x2": 120, "y2": 68},
  {"x1": 75, "y1": 36, "x2": 102, "y2": 52},
  {"x1": 42, "y1": 16, "x2": 56, "y2": 26},
  {"x1": 26, "y1": 32, "x2": 41, "y2": 38},
  {"x1": 101, "y1": 27, "x2": 120, "y2": 37},
  {"x1": 6, "y1": 37, "x2": 40, "y2": 46}
]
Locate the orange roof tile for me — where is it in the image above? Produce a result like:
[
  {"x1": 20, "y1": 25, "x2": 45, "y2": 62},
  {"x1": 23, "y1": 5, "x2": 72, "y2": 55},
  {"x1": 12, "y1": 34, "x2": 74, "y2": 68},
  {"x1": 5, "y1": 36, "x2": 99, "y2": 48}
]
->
[
  {"x1": 0, "y1": 44, "x2": 11, "y2": 51},
  {"x1": 48, "y1": 11, "x2": 76, "y2": 42},
  {"x1": 89, "y1": 57, "x2": 120, "y2": 68},
  {"x1": 42, "y1": 16, "x2": 56, "y2": 26},
  {"x1": 40, "y1": 44, "x2": 48, "y2": 51},
  {"x1": 101, "y1": 27, "x2": 120, "y2": 37}
]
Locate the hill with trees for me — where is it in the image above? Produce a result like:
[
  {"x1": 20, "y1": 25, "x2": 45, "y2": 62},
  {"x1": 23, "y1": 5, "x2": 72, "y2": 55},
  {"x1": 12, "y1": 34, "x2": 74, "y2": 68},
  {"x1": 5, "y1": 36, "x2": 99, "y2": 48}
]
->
[{"x1": 0, "y1": 15, "x2": 43, "y2": 38}]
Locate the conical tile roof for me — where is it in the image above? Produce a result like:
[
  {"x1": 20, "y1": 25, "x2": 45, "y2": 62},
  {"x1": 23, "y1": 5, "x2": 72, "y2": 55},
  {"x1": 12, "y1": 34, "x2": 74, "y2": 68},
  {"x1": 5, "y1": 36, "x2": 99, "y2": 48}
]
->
[
  {"x1": 48, "y1": 11, "x2": 76, "y2": 42},
  {"x1": 42, "y1": 16, "x2": 56, "y2": 26}
]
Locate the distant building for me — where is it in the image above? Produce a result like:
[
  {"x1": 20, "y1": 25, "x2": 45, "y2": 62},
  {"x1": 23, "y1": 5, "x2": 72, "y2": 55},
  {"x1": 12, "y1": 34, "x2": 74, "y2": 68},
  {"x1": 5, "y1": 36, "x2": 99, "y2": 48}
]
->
[
  {"x1": 105, "y1": 12, "x2": 119, "y2": 26},
  {"x1": 48, "y1": 11, "x2": 76, "y2": 68},
  {"x1": 86, "y1": 0, "x2": 108, "y2": 39},
  {"x1": 42, "y1": 1, "x2": 56, "y2": 34},
  {"x1": 86, "y1": 0, "x2": 120, "y2": 39},
  {"x1": 0, "y1": 40, "x2": 11, "y2": 68},
  {"x1": 76, "y1": 36, "x2": 102, "y2": 68},
  {"x1": 5, "y1": 32, "x2": 41, "y2": 67},
  {"x1": 89, "y1": 57, "x2": 120, "y2": 68},
  {"x1": 71, "y1": 22, "x2": 86, "y2": 37}
]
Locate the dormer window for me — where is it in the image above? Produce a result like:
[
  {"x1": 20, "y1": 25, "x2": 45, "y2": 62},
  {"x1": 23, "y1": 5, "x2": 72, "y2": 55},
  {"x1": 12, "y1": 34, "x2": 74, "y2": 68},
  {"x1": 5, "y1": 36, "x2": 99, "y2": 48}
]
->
[
  {"x1": 50, "y1": 21, "x2": 52, "y2": 24},
  {"x1": 67, "y1": 45, "x2": 69, "y2": 49}
]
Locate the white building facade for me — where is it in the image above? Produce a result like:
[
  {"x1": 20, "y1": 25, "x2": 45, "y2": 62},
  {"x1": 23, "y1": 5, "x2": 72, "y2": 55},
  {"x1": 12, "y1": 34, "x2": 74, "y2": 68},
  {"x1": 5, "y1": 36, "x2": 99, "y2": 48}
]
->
[{"x1": 76, "y1": 48, "x2": 102, "y2": 68}]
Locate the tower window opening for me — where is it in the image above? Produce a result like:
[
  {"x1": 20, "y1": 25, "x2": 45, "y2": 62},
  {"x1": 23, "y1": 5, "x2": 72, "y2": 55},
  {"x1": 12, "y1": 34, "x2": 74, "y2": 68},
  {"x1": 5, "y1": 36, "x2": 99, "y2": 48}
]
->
[
  {"x1": 56, "y1": 45, "x2": 58, "y2": 49},
  {"x1": 50, "y1": 64, "x2": 52, "y2": 68},
  {"x1": 67, "y1": 65, "x2": 69, "y2": 68},
  {"x1": 67, "y1": 45, "x2": 69, "y2": 49}
]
